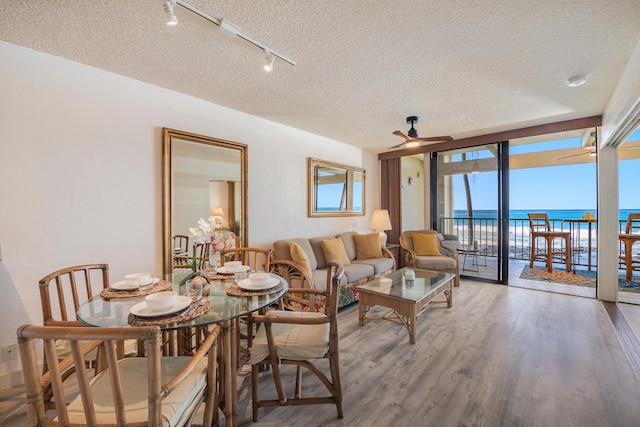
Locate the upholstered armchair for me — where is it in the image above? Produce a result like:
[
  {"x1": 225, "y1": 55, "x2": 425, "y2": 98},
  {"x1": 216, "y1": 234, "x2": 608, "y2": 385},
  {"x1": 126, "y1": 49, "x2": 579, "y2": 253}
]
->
[{"x1": 399, "y1": 230, "x2": 460, "y2": 287}]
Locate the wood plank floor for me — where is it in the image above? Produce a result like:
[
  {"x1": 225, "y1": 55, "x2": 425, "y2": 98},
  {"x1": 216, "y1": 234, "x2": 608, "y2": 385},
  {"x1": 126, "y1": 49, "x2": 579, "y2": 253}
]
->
[{"x1": 3, "y1": 280, "x2": 640, "y2": 426}]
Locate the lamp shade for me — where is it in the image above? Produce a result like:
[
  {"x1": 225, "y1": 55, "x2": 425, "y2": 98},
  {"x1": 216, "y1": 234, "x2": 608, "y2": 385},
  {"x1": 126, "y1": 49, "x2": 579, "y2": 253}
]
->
[
  {"x1": 370, "y1": 209, "x2": 392, "y2": 231},
  {"x1": 213, "y1": 207, "x2": 225, "y2": 217}
]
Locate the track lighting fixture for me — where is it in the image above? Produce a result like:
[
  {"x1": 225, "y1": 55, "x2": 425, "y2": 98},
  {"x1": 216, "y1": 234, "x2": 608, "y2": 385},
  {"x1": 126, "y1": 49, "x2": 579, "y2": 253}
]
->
[
  {"x1": 161, "y1": 0, "x2": 296, "y2": 71},
  {"x1": 263, "y1": 51, "x2": 275, "y2": 72},
  {"x1": 163, "y1": 0, "x2": 178, "y2": 26}
]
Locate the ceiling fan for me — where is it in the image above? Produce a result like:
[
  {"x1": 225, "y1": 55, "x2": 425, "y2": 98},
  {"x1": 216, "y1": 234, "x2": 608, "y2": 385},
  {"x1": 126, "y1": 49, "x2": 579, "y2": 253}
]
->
[
  {"x1": 387, "y1": 116, "x2": 453, "y2": 150},
  {"x1": 557, "y1": 129, "x2": 640, "y2": 160}
]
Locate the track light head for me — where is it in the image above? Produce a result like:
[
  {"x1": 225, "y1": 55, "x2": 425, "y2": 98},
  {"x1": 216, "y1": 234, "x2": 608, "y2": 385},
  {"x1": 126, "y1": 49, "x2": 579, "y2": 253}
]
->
[
  {"x1": 163, "y1": 0, "x2": 178, "y2": 26},
  {"x1": 263, "y1": 51, "x2": 275, "y2": 72}
]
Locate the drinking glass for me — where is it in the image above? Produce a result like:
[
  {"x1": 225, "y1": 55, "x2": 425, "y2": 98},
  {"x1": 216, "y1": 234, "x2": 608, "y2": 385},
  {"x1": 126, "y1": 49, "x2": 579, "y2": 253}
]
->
[
  {"x1": 186, "y1": 279, "x2": 203, "y2": 302},
  {"x1": 204, "y1": 261, "x2": 217, "y2": 277},
  {"x1": 234, "y1": 266, "x2": 248, "y2": 283}
]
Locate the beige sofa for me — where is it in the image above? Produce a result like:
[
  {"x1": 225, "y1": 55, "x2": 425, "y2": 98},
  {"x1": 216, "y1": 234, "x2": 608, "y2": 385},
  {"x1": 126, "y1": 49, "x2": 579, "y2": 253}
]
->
[{"x1": 272, "y1": 231, "x2": 395, "y2": 310}]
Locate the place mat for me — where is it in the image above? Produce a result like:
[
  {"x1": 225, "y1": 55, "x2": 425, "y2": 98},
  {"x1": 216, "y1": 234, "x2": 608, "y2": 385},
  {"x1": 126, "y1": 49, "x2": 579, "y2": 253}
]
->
[
  {"x1": 127, "y1": 299, "x2": 211, "y2": 326},
  {"x1": 226, "y1": 281, "x2": 284, "y2": 297},
  {"x1": 100, "y1": 280, "x2": 172, "y2": 300}
]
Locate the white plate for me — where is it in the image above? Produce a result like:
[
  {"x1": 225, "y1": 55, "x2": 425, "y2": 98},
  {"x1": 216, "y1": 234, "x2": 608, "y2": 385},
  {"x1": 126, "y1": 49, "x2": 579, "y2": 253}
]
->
[
  {"x1": 111, "y1": 278, "x2": 159, "y2": 291},
  {"x1": 237, "y1": 277, "x2": 280, "y2": 291},
  {"x1": 130, "y1": 295, "x2": 192, "y2": 317},
  {"x1": 217, "y1": 265, "x2": 250, "y2": 275}
]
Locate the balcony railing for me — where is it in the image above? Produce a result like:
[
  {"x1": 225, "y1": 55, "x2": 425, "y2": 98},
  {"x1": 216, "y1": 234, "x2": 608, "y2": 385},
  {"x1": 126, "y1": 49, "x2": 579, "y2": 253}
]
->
[{"x1": 438, "y1": 217, "x2": 630, "y2": 269}]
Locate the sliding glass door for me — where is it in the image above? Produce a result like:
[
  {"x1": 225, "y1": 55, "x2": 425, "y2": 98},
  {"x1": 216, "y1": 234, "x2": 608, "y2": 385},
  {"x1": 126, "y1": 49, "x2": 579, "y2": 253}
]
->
[{"x1": 432, "y1": 143, "x2": 506, "y2": 282}]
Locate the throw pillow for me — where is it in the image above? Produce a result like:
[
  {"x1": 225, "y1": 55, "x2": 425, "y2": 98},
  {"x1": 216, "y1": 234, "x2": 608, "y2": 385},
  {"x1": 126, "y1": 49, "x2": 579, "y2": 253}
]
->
[
  {"x1": 353, "y1": 232, "x2": 383, "y2": 260},
  {"x1": 412, "y1": 233, "x2": 441, "y2": 256},
  {"x1": 320, "y1": 238, "x2": 351, "y2": 266},
  {"x1": 289, "y1": 242, "x2": 313, "y2": 278}
]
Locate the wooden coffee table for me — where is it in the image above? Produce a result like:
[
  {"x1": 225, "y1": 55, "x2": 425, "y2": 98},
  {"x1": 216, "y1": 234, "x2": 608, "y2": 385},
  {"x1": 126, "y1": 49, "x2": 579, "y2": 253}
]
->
[{"x1": 355, "y1": 268, "x2": 454, "y2": 344}]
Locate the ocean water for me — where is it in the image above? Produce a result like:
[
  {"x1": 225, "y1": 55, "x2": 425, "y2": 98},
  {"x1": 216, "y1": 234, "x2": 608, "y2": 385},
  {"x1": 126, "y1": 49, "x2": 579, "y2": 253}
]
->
[{"x1": 453, "y1": 209, "x2": 638, "y2": 221}]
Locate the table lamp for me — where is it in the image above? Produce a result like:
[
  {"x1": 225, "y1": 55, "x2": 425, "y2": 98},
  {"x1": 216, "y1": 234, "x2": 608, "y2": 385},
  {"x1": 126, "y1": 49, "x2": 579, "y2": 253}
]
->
[
  {"x1": 212, "y1": 207, "x2": 225, "y2": 228},
  {"x1": 370, "y1": 209, "x2": 392, "y2": 247}
]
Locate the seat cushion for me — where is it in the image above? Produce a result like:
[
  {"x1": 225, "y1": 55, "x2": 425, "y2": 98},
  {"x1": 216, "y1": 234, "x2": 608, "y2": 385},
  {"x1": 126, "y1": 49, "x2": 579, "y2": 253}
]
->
[
  {"x1": 60, "y1": 356, "x2": 207, "y2": 426},
  {"x1": 415, "y1": 255, "x2": 456, "y2": 271},
  {"x1": 352, "y1": 257, "x2": 394, "y2": 274},
  {"x1": 342, "y1": 263, "x2": 374, "y2": 283},
  {"x1": 249, "y1": 311, "x2": 329, "y2": 364},
  {"x1": 353, "y1": 232, "x2": 383, "y2": 260}
]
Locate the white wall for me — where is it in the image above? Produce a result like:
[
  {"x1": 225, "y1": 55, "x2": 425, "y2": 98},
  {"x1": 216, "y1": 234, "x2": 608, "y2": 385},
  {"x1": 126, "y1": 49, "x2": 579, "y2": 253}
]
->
[{"x1": 0, "y1": 41, "x2": 379, "y2": 386}]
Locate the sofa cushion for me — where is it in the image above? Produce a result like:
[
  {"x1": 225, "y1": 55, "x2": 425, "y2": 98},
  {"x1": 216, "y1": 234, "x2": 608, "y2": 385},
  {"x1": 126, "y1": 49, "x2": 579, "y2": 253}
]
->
[
  {"x1": 309, "y1": 237, "x2": 333, "y2": 270},
  {"x1": 311, "y1": 269, "x2": 348, "y2": 292},
  {"x1": 352, "y1": 257, "x2": 394, "y2": 274},
  {"x1": 273, "y1": 238, "x2": 317, "y2": 270},
  {"x1": 335, "y1": 231, "x2": 358, "y2": 260},
  {"x1": 353, "y1": 232, "x2": 383, "y2": 260},
  {"x1": 414, "y1": 255, "x2": 456, "y2": 271},
  {"x1": 412, "y1": 233, "x2": 441, "y2": 256},
  {"x1": 342, "y1": 264, "x2": 375, "y2": 283},
  {"x1": 321, "y1": 238, "x2": 351, "y2": 266},
  {"x1": 290, "y1": 242, "x2": 313, "y2": 278}
]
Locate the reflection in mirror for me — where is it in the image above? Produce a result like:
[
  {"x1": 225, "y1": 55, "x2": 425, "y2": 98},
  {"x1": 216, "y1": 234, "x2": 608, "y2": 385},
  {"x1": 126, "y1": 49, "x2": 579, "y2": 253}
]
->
[
  {"x1": 163, "y1": 128, "x2": 247, "y2": 274},
  {"x1": 308, "y1": 158, "x2": 365, "y2": 217}
]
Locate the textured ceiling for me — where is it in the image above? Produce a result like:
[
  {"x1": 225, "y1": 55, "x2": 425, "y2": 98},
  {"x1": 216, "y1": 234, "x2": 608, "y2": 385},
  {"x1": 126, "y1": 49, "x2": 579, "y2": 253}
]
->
[{"x1": 1, "y1": 0, "x2": 639, "y2": 152}]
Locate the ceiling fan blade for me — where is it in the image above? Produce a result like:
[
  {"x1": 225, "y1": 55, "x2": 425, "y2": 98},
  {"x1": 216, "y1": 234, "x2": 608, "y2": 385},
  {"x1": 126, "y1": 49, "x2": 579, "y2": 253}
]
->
[
  {"x1": 392, "y1": 130, "x2": 410, "y2": 140},
  {"x1": 387, "y1": 140, "x2": 410, "y2": 149},
  {"x1": 416, "y1": 135, "x2": 453, "y2": 142}
]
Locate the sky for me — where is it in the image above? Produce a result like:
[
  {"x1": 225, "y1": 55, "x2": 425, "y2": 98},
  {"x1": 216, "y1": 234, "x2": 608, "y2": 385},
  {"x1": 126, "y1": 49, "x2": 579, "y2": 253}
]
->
[{"x1": 453, "y1": 129, "x2": 640, "y2": 211}]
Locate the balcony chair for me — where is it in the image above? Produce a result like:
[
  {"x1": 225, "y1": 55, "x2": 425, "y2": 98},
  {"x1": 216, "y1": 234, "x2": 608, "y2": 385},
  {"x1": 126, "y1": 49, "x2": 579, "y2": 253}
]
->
[
  {"x1": 399, "y1": 230, "x2": 460, "y2": 287},
  {"x1": 38, "y1": 264, "x2": 138, "y2": 408},
  {"x1": 250, "y1": 261, "x2": 345, "y2": 422},
  {"x1": 528, "y1": 213, "x2": 571, "y2": 273},
  {"x1": 17, "y1": 324, "x2": 220, "y2": 426},
  {"x1": 619, "y1": 213, "x2": 640, "y2": 281}
]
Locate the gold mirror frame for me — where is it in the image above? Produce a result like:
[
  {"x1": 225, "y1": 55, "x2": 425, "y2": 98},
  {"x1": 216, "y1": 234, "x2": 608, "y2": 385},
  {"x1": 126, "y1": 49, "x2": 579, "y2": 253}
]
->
[
  {"x1": 162, "y1": 128, "x2": 248, "y2": 274},
  {"x1": 307, "y1": 157, "x2": 365, "y2": 217}
]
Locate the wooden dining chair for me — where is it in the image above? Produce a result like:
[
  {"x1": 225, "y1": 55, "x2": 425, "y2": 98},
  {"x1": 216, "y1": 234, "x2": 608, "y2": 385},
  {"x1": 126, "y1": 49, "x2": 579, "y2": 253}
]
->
[
  {"x1": 619, "y1": 213, "x2": 640, "y2": 281},
  {"x1": 17, "y1": 324, "x2": 221, "y2": 426},
  {"x1": 250, "y1": 261, "x2": 345, "y2": 422},
  {"x1": 173, "y1": 234, "x2": 189, "y2": 255},
  {"x1": 220, "y1": 246, "x2": 272, "y2": 272},
  {"x1": 38, "y1": 264, "x2": 140, "y2": 408},
  {"x1": 220, "y1": 247, "x2": 273, "y2": 353},
  {"x1": 528, "y1": 213, "x2": 571, "y2": 272},
  {"x1": 174, "y1": 241, "x2": 211, "y2": 270},
  {"x1": 269, "y1": 259, "x2": 316, "y2": 312}
]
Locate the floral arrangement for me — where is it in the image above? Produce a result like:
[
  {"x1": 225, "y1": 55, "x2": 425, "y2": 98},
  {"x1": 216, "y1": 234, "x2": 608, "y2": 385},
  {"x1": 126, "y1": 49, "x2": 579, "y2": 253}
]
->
[{"x1": 189, "y1": 216, "x2": 223, "y2": 241}]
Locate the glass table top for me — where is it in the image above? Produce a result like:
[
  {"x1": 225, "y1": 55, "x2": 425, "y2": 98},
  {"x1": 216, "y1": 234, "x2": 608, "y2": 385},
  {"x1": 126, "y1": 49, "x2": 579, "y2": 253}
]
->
[
  {"x1": 355, "y1": 268, "x2": 453, "y2": 302},
  {"x1": 76, "y1": 271, "x2": 287, "y2": 331}
]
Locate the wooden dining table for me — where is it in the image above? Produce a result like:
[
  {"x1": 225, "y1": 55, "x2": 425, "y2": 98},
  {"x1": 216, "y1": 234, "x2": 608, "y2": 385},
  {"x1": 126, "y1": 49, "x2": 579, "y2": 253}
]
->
[{"x1": 76, "y1": 271, "x2": 288, "y2": 427}]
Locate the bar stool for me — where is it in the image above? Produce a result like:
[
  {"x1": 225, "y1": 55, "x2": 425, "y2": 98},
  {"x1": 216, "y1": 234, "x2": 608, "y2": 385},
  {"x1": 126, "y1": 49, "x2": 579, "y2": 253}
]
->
[
  {"x1": 619, "y1": 213, "x2": 640, "y2": 281},
  {"x1": 528, "y1": 213, "x2": 571, "y2": 272}
]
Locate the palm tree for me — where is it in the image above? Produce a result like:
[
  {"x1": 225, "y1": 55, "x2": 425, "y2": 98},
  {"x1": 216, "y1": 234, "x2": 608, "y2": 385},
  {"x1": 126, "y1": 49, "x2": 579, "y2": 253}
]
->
[{"x1": 461, "y1": 152, "x2": 474, "y2": 247}]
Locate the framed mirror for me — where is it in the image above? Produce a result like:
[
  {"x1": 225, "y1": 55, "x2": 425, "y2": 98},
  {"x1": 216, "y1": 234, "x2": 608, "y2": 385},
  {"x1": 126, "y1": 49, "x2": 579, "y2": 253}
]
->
[
  {"x1": 163, "y1": 128, "x2": 248, "y2": 274},
  {"x1": 308, "y1": 157, "x2": 365, "y2": 217}
]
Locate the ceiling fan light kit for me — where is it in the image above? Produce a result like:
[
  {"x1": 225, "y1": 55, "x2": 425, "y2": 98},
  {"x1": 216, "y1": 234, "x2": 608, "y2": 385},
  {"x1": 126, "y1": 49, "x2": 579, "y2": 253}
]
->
[
  {"x1": 387, "y1": 115, "x2": 453, "y2": 150},
  {"x1": 163, "y1": 0, "x2": 296, "y2": 71},
  {"x1": 566, "y1": 75, "x2": 587, "y2": 87}
]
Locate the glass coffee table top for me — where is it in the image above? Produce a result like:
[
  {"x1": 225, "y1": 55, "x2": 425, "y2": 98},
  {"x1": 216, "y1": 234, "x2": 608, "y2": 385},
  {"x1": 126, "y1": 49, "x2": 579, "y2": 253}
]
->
[{"x1": 356, "y1": 267, "x2": 453, "y2": 302}]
